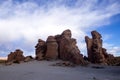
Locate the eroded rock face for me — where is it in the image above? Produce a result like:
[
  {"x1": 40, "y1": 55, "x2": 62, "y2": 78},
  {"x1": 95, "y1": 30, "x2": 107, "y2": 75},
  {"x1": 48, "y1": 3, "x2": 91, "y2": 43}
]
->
[
  {"x1": 7, "y1": 49, "x2": 25, "y2": 63},
  {"x1": 55, "y1": 29, "x2": 86, "y2": 64},
  {"x1": 34, "y1": 29, "x2": 86, "y2": 65},
  {"x1": 91, "y1": 31, "x2": 106, "y2": 63},
  {"x1": 35, "y1": 39, "x2": 46, "y2": 60},
  {"x1": 85, "y1": 36, "x2": 93, "y2": 62},
  {"x1": 85, "y1": 31, "x2": 109, "y2": 64},
  {"x1": 36, "y1": 53, "x2": 44, "y2": 61},
  {"x1": 61, "y1": 29, "x2": 72, "y2": 39},
  {"x1": 45, "y1": 36, "x2": 58, "y2": 60}
]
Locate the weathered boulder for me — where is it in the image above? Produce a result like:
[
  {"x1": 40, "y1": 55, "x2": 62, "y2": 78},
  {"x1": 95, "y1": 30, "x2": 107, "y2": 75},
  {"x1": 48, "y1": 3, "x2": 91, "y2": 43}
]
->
[
  {"x1": 7, "y1": 49, "x2": 25, "y2": 63},
  {"x1": 45, "y1": 36, "x2": 58, "y2": 60},
  {"x1": 35, "y1": 39, "x2": 46, "y2": 60},
  {"x1": 85, "y1": 31, "x2": 111, "y2": 64}
]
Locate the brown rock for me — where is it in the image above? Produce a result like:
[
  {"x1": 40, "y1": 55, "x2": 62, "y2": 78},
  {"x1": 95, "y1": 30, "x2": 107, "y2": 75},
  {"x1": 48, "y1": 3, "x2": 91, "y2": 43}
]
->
[
  {"x1": 55, "y1": 35, "x2": 62, "y2": 58},
  {"x1": 85, "y1": 31, "x2": 110, "y2": 64},
  {"x1": 35, "y1": 39, "x2": 46, "y2": 60},
  {"x1": 36, "y1": 53, "x2": 44, "y2": 61},
  {"x1": 91, "y1": 31, "x2": 102, "y2": 39},
  {"x1": 7, "y1": 49, "x2": 25, "y2": 63},
  {"x1": 7, "y1": 52, "x2": 16, "y2": 62},
  {"x1": 102, "y1": 48, "x2": 109, "y2": 58},
  {"x1": 114, "y1": 56, "x2": 120, "y2": 66},
  {"x1": 61, "y1": 29, "x2": 72, "y2": 39},
  {"x1": 45, "y1": 36, "x2": 58, "y2": 60},
  {"x1": 35, "y1": 29, "x2": 86, "y2": 65},
  {"x1": 85, "y1": 36, "x2": 93, "y2": 62},
  {"x1": 56, "y1": 29, "x2": 86, "y2": 65},
  {"x1": 92, "y1": 31, "x2": 105, "y2": 63},
  {"x1": 24, "y1": 56, "x2": 33, "y2": 62},
  {"x1": 102, "y1": 48, "x2": 116, "y2": 65}
]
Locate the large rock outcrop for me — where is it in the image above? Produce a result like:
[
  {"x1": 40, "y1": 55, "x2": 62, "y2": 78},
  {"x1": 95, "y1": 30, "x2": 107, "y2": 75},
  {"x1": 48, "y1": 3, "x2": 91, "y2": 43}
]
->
[
  {"x1": 45, "y1": 36, "x2": 58, "y2": 60},
  {"x1": 35, "y1": 29, "x2": 86, "y2": 65},
  {"x1": 7, "y1": 49, "x2": 25, "y2": 63},
  {"x1": 85, "y1": 31, "x2": 110, "y2": 64}
]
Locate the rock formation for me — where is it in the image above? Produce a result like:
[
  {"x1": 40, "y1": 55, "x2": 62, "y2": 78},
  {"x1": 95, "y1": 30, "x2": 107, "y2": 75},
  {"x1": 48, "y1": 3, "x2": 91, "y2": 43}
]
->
[
  {"x1": 85, "y1": 31, "x2": 111, "y2": 64},
  {"x1": 55, "y1": 29, "x2": 86, "y2": 64},
  {"x1": 7, "y1": 49, "x2": 25, "y2": 64},
  {"x1": 45, "y1": 36, "x2": 58, "y2": 60},
  {"x1": 35, "y1": 29, "x2": 86, "y2": 65},
  {"x1": 6, "y1": 29, "x2": 119, "y2": 66},
  {"x1": 35, "y1": 39, "x2": 46, "y2": 60}
]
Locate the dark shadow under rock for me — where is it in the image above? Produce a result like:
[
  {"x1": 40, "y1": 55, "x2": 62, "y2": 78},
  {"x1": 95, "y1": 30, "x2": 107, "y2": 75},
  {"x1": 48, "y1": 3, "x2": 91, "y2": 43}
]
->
[{"x1": 91, "y1": 66, "x2": 105, "y2": 69}]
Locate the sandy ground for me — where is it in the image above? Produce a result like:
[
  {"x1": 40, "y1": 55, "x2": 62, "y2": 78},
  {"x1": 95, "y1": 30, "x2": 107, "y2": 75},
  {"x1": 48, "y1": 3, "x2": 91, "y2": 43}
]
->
[{"x1": 0, "y1": 60, "x2": 120, "y2": 80}]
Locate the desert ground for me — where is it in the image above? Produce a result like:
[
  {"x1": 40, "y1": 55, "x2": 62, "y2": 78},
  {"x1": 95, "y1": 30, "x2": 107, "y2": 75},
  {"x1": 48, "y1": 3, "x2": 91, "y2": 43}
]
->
[{"x1": 0, "y1": 60, "x2": 120, "y2": 80}]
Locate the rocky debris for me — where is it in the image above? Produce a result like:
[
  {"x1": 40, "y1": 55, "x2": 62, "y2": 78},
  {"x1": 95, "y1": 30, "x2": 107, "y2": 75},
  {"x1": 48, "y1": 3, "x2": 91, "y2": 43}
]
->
[
  {"x1": 7, "y1": 49, "x2": 25, "y2": 65},
  {"x1": 5, "y1": 61, "x2": 13, "y2": 65},
  {"x1": 85, "y1": 31, "x2": 114, "y2": 65},
  {"x1": 35, "y1": 39, "x2": 46, "y2": 60},
  {"x1": 51, "y1": 61, "x2": 75, "y2": 67},
  {"x1": 24, "y1": 56, "x2": 34, "y2": 62},
  {"x1": 45, "y1": 36, "x2": 58, "y2": 60},
  {"x1": 107, "y1": 56, "x2": 120, "y2": 66}
]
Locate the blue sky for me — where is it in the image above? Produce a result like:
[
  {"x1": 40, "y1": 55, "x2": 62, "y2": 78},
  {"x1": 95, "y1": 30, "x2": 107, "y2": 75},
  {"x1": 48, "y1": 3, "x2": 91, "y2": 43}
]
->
[{"x1": 0, "y1": 0, "x2": 120, "y2": 57}]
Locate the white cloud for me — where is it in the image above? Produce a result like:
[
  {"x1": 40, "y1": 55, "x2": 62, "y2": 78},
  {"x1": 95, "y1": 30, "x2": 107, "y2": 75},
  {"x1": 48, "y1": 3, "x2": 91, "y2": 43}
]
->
[
  {"x1": 103, "y1": 43, "x2": 120, "y2": 56},
  {"x1": 0, "y1": 0, "x2": 120, "y2": 57},
  {"x1": 109, "y1": 47, "x2": 120, "y2": 56}
]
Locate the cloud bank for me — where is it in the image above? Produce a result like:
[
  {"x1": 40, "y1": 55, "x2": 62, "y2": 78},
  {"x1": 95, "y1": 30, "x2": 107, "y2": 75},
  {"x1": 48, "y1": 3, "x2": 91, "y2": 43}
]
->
[{"x1": 0, "y1": 0, "x2": 120, "y2": 57}]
